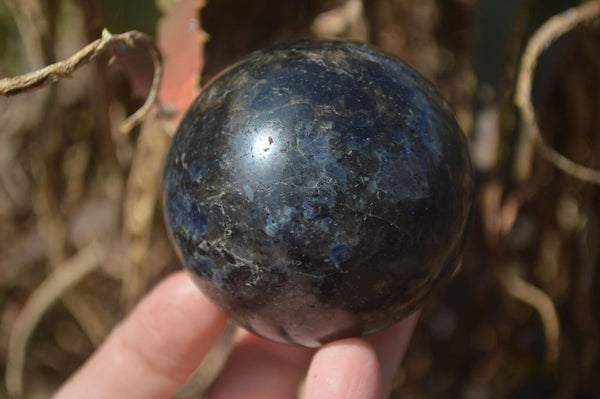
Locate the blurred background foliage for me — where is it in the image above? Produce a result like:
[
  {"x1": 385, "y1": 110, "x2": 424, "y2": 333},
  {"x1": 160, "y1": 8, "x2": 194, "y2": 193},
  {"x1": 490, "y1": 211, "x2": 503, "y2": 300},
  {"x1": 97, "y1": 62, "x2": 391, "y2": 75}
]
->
[{"x1": 0, "y1": 0, "x2": 599, "y2": 398}]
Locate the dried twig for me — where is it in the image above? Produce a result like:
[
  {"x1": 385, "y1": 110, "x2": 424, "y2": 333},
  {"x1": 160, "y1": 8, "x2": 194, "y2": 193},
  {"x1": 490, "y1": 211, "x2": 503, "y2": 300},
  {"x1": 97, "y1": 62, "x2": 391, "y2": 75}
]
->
[
  {"x1": 4, "y1": 0, "x2": 51, "y2": 70},
  {"x1": 0, "y1": 29, "x2": 162, "y2": 135},
  {"x1": 176, "y1": 322, "x2": 237, "y2": 398},
  {"x1": 499, "y1": 265, "x2": 561, "y2": 365},
  {"x1": 5, "y1": 242, "x2": 105, "y2": 398},
  {"x1": 514, "y1": 0, "x2": 600, "y2": 184},
  {"x1": 121, "y1": 115, "x2": 171, "y2": 309}
]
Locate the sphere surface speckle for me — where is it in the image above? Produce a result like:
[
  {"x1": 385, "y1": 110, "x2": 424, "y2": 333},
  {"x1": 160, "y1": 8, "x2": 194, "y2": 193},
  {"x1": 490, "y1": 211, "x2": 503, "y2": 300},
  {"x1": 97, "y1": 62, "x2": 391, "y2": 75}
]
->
[{"x1": 163, "y1": 39, "x2": 474, "y2": 347}]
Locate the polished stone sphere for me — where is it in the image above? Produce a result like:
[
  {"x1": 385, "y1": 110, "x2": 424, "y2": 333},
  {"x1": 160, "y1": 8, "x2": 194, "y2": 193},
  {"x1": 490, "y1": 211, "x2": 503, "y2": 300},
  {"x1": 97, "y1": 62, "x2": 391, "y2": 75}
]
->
[{"x1": 163, "y1": 39, "x2": 474, "y2": 347}]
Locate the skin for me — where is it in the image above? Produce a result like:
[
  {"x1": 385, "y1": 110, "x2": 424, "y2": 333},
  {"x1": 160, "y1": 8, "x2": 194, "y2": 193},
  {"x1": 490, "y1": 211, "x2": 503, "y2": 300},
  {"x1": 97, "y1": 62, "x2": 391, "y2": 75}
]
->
[{"x1": 54, "y1": 272, "x2": 419, "y2": 399}]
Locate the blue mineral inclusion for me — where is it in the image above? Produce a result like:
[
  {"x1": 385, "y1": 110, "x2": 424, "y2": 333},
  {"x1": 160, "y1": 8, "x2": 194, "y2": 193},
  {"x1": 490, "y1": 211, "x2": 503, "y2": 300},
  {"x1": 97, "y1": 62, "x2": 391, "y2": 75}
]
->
[
  {"x1": 187, "y1": 255, "x2": 214, "y2": 276},
  {"x1": 168, "y1": 192, "x2": 208, "y2": 237},
  {"x1": 330, "y1": 243, "x2": 354, "y2": 268},
  {"x1": 298, "y1": 122, "x2": 330, "y2": 161},
  {"x1": 188, "y1": 158, "x2": 207, "y2": 183}
]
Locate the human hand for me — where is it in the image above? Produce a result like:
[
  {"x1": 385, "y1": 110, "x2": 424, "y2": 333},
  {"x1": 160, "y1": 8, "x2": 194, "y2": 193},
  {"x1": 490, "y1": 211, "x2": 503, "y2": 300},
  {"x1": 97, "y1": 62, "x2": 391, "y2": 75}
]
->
[{"x1": 54, "y1": 272, "x2": 418, "y2": 399}]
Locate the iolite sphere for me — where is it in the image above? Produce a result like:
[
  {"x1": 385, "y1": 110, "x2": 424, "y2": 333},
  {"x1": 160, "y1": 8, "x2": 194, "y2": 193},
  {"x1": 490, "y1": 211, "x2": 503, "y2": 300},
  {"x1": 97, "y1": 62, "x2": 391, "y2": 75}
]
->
[{"x1": 163, "y1": 39, "x2": 474, "y2": 347}]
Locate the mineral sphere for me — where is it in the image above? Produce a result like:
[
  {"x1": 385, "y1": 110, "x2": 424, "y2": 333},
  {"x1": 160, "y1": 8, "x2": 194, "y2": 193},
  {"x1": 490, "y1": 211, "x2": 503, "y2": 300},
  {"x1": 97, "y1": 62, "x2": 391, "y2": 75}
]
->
[{"x1": 163, "y1": 39, "x2": 474, "y2": 347}]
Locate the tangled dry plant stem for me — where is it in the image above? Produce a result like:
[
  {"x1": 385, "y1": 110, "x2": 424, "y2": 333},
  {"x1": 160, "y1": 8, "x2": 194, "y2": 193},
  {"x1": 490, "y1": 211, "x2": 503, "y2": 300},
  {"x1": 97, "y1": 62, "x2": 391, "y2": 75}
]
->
[
  {"x1": 499, "y1": 266, "x2": 561, "y2": 365},
  {"x1": 121, "y1": 115, "x2": 172, "y2": 310},
  {"x1": 514, "y1": 0, "x2": 600, "y2": 184},
  {"x1": 2, "y1": 29, "x2": 164, "y2": 397},
  {"x1": 503, "y1": 1, "x2": 600, "y2": 367},
  {"x1": 0, "y1": 29, "x2": 162, "y2": 135},
  {"x1": 5, "y1": 242, "x2": 105, "y2": 398}
]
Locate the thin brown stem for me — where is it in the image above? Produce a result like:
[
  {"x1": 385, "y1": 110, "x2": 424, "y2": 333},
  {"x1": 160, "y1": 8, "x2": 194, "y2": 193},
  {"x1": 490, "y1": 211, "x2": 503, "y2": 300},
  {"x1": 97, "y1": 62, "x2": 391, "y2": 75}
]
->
[
  {"x1": 5, "y1": 242, "x2": 105, "y2": 397},
  {"x1": 514, "y1": 0, "x2": 600, "y2": 184},
  {"x1": 0, "y1": 29, "x2": 162, "y2": 135},
  {"x1": 499, "y1": 265, "x2": 561, "y2": 365}
]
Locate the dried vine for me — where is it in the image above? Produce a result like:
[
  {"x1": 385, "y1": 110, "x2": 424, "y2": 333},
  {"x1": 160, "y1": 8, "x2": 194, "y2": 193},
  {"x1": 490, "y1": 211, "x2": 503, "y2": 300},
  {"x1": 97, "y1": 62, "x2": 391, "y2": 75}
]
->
[
  {"x1": 0, "y1": 29, "x2": 162, "y2": 135},
  {"x1": 514, "y1": 0, "x2": 600, "y2": 184}
]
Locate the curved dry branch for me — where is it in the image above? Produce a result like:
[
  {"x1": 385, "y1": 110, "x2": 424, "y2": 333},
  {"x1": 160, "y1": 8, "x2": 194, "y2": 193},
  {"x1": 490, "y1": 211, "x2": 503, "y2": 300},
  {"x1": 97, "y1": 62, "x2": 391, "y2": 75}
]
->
[
  {"x1": 5, "y1": 242, "x2": 105, "y2": 397},
  {"x1": 0, "y1": 29, "x2": 162, "y2": 135},
  {"x1": 514, "y1": 0, "x2": 600, "y2": 184},
  {"x1": 499, "y1": 266, "x2": 561, "y2": 365}
]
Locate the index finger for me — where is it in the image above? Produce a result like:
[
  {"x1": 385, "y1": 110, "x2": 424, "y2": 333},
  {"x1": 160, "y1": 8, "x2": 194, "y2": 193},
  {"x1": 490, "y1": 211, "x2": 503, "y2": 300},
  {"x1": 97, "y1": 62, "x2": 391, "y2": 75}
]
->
[{"x1": 54, "y1": 272, "x2": 228, "y2": 399}]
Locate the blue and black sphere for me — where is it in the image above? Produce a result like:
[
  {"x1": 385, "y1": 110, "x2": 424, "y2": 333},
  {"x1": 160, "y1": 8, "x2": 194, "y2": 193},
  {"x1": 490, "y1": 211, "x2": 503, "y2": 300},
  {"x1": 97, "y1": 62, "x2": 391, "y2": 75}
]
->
[{"x1": 163, "y1": 39, "x2": 474, "y2": 347}]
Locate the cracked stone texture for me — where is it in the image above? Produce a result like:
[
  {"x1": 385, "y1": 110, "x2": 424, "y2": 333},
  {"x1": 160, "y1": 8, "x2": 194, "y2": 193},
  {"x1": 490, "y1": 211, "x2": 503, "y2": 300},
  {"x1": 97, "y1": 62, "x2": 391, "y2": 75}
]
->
[{"x1": 163, "y1": 39, "x2": 474, "y2": 347}]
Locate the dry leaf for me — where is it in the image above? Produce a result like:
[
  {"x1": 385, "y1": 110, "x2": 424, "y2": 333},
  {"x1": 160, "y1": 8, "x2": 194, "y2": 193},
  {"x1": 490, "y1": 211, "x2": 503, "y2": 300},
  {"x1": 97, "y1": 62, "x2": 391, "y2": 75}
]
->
[{"x1": 157, "y1": 0, "x2": 208, "y2": 132}]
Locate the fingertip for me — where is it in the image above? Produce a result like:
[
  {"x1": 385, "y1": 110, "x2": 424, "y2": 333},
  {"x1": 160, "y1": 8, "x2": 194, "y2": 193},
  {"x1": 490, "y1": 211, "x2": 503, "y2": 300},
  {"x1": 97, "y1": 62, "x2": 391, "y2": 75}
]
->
[{"x1": 305, "y1": 338, "x2": 382, "y2": 399}]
